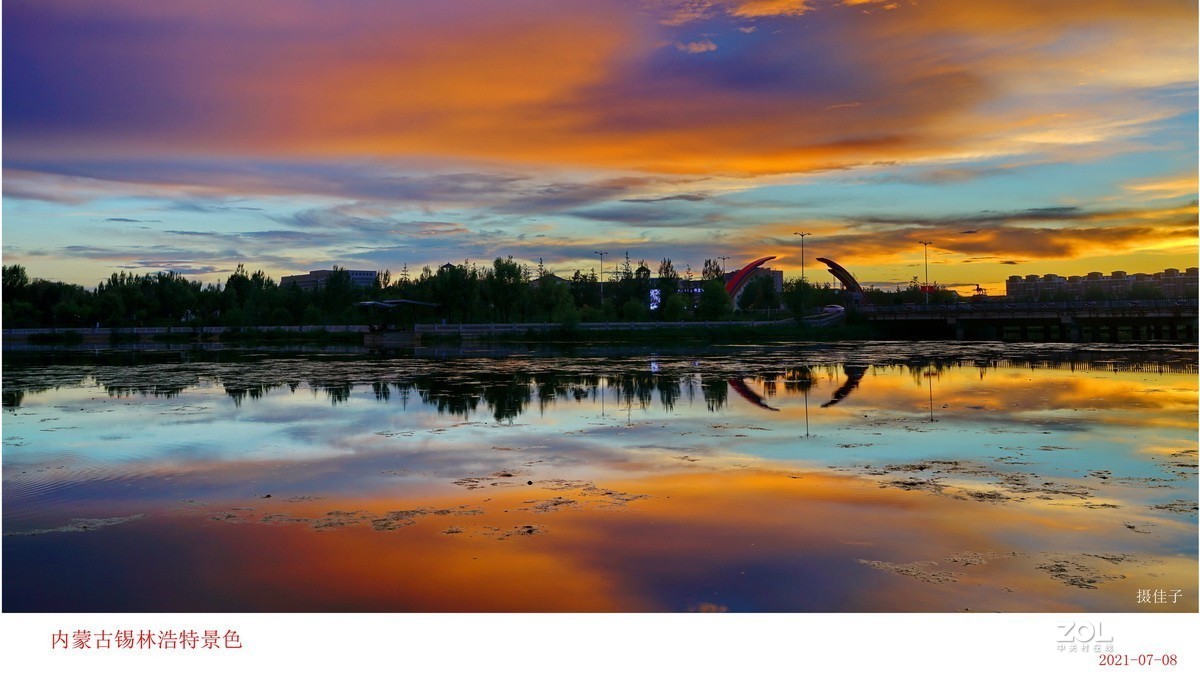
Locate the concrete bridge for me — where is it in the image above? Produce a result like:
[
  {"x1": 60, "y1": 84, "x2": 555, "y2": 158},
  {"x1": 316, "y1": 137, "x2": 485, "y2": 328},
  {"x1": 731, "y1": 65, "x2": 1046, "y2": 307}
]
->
[{"x1": 860, "y1": 299, "x2": 1198, "y2": 342}]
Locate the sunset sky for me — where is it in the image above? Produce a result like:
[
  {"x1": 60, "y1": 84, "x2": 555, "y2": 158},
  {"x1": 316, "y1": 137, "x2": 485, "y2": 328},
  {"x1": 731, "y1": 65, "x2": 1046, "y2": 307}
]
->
[{"x1": 3, "y1": 0, "x2": 1196, "y2": 294}]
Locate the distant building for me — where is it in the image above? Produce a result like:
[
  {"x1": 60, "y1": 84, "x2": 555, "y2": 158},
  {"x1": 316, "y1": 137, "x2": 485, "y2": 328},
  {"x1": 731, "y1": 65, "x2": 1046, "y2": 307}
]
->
[
  {"x1": 280, "y1": 269, "x2": 378, "y2": 291},
  {"x1": 529, "y1": 273, "x2": 570, "y2": 288},
  {"x1": 1006, "y1": 267, "x2": 1198, "y2": 300}
]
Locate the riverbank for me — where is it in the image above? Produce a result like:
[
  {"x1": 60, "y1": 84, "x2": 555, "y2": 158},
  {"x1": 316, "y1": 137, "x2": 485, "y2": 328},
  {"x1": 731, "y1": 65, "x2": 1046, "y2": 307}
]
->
[{"x1": 4, "y1": 320, "x2": 879, "y2": 348}]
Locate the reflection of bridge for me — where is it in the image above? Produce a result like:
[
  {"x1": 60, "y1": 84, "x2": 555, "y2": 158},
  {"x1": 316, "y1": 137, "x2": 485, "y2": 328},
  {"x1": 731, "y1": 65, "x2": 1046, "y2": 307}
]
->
[{"x1": 861, "y1": 300, "x2": 1199, "y2": 342}]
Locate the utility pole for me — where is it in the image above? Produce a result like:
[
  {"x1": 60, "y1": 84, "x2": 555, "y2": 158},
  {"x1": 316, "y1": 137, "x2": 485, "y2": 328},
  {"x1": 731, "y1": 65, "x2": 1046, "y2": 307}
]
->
[
  {"x1": 918, "y1": 240, "x2": 932, "y2": 305},
  {"x1": 594, "y1": 250, "x2": 608, "y2": 305},
  {"x1": 794, "y1": 232, "x2": 811, "y2": 318}
]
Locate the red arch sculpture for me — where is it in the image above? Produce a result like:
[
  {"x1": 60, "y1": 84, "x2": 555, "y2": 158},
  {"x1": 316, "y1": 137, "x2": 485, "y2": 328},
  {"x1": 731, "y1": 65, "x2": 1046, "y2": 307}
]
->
[
  {"x1": 815, "y1": 257, "x2": 871, "y2": 305},
  {"x1": 725, "y1": 256, "x2": 777, "y2": 298}
]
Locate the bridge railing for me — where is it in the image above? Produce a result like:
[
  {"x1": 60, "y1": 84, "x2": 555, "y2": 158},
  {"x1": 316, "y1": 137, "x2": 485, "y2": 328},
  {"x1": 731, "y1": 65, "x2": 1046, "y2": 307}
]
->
[
  {"x1": 859, "y1": 299, "x2": 1197, "y2": 315},
  {"x1": 2, "y1": 325, "x2": 373, "y2": 337},
  {"x1": 414, "y1": 320, "x2": 792, "y2": 334}
]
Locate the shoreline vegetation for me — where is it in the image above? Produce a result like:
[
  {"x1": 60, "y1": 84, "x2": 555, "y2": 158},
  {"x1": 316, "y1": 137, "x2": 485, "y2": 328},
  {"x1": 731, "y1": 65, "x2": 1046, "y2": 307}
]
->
[
  {"x1": 7, "y1": 262, "x2": 1188, "y2": 349},
  {"x1": 1, "y1": 259, "x2": 966, "y2": 335}
]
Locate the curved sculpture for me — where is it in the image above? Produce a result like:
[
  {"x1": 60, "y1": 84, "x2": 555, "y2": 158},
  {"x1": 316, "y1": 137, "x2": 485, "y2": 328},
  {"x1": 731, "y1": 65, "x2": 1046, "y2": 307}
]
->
[
  {"x1": 728, "y1": 378, "x2": 780, "y2": 412},
  {"x1": 820, "y1": 365, "x2": 867, "y2": 408},
  {"x1": 815, "y1": 257, "x2": 870, "y2": 305},
  {"x1": 725, "y1": 256, "x2": 777, "y2": 299}
]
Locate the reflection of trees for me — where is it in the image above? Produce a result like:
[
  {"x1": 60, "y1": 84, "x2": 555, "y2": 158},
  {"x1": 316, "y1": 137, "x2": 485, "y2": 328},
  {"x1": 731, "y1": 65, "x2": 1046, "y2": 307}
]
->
[
  {"x1": 534, "y1": 373, "x2": 567, "y2": 413},
  {"x1": 108, "y1": 385, "x2": 185, "y2": 399},
  {"x1": 700, "y1": 376, "x2": 728, "y2": 412},
  {"x1": 905, "y1": 361, "x2": 951, "y2": 385},
  {"x1": 612, "y1": 373, "x2": 656, "y2": 411},
  {"x1": 481, "y1": 375, "x2": 533, "y2": 422},
  {"x1": 759, "y1": 371, "x2": 783, "y2": 397},
  {"x1": 783, "y1": 366, "x2": 814, "y2": 394},
  {"x1": 8, "y1": 348, "x2": 1193, "y2": 422},
  {"x1": 414, "y1": 376, "x2": 481, "y2": 418},
  {"x1": 534, "y1": 374, "x2": 604, "y2": 412},
  {"x1": 321, "y1": 383, "x2": 353, "y2": 405},
  {"x1": 656, "y1": 375, "x2": 681, "y2": 411},
  {"x1": 224, "y1": 383, "x2": 280, "y2": 406}
]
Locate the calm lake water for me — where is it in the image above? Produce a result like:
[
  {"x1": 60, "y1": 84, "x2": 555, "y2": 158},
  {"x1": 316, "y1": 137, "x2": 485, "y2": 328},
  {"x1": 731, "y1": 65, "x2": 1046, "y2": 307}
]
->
[{"x1": 3, "y1": 342, "x2": 1196, "y2": 612}]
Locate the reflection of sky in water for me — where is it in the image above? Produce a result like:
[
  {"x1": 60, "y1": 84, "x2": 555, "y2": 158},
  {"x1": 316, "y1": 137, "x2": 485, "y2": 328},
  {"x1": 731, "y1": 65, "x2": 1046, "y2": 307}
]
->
[
  {"x1": 5, "y1": 363, "x2": 1193, "y2": 502},
  {"x1": 3, "y1": 347, "x2": 1196, "y2": 612}
]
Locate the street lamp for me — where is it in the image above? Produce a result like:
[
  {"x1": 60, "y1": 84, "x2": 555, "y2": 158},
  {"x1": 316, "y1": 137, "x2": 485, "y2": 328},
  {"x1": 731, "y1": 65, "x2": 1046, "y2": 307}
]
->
[
  {"x1": 593, "y1": 250, "x2": 608, "y2": 304},
  {"x1": 918, "y1": 240, "x2": 932, "y2": 305},
  {"x1": 717, "y1": 256, "x2": 730, "y2": 277},
  {"x1": 794, "y1": 232, "x2": 811, "y2": 317}
]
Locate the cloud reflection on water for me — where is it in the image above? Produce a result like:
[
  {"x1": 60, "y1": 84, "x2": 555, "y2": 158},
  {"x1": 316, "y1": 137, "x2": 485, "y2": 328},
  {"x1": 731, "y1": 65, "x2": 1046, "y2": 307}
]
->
[{"x1": 3, "y1": 345, "x2": 1195, "y2": 611}]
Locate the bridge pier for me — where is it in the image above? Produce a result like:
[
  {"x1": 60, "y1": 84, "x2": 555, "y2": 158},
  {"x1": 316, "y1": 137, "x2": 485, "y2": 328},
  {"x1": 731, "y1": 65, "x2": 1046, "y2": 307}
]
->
[
  {"x1": 1131, "y1": 325, "x2": 1142, "y2": 341},
  {"x1": 1169, "y1": 324, "x2": 1178, "y2": 341},
  {"x1": 1185, "y1": 324, "x2": 1195, "y2": 342},
  {"x1": 1153, "y1": 324, "x2": 1164, "y2": 341}
]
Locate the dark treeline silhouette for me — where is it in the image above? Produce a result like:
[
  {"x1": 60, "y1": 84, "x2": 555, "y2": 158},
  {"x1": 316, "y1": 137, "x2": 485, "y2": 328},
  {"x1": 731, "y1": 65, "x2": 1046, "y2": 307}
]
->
[{"x1": 3, "y1": 258, "x2": 973, "y2": 331}]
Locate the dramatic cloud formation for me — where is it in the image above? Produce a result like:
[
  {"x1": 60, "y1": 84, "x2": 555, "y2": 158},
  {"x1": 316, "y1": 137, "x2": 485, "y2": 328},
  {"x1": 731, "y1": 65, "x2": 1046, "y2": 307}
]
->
[{"x1": 1, "y1": 0, "x2": 1195, "y2": 289}]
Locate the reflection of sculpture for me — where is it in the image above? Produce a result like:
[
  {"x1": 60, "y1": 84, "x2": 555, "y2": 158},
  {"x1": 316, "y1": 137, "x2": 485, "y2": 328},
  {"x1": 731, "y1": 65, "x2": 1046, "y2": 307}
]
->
[
  {"x1": 821, "y1": 365, "x2": 868, "y2": 408},
  {"x1": 729, "y1": 378, "x2": 780, "y2": 411}
]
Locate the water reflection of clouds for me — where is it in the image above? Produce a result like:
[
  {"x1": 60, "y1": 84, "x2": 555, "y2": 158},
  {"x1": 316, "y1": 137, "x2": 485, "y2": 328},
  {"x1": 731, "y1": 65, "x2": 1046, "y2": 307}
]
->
[
  {"x1": 4, "y1": 348, "x2": 1196, "y2": 613},
  {"x1": 5, "y1": 352, "x2": 1194, "y2": 525},
  {"x1": 12, "y1": 470, "x2": 1192, "y2": 612}
]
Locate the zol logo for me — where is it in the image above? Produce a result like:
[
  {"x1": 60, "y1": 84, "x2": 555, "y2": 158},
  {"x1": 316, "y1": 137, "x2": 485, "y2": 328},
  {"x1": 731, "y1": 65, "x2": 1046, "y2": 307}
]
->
[{"x1": 1056, "y1": 621, "x2": 1114, "y2": 643}]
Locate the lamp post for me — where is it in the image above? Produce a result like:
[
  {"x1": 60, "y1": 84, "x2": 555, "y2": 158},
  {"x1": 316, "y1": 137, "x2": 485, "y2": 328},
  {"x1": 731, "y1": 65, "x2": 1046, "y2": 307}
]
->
[
  {"x1": 918, "y1": 240, "x2": 932, "y2": 305},
  {"x1": 794, "y1": 232, "x2": 811, "y2": 317},
  {"x1": 717, "y1": 256, "x2": 730, "y2": 277},
  {"x1": 594, "y1": 250, "x2": 608, "y2": 305}
]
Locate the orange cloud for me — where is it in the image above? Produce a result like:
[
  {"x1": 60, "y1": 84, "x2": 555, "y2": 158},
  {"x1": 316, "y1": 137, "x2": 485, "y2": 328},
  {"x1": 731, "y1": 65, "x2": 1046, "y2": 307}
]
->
[
  {"x1": 8, "y1": 0, "x2": 1191, "y2": 178},
  {"x1": 725, "y1": 0, "x2": 813, "y2": 18},
  {"x1": 753, "y1": 202, "x2": 1199, "y2": 268},
  {"x1": 1125, "y1": 175, "x2": 1199, "y2": 200}
]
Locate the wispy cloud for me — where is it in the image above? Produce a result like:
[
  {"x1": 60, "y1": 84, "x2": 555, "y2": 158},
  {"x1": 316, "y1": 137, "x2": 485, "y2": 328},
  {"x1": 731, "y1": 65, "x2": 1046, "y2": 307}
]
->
[
  {"x1": 1124, "y1": 175, "x2": 1197, "y2": 200},
  {"x1": 674, "y1": 38, "x2": 718, "y2": 53}
]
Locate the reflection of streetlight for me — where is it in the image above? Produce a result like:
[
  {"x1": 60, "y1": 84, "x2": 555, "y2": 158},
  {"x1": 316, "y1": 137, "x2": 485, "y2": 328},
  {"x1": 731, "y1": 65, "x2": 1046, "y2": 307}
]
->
[
  {"x1": 924, "y1": 369, "x2": 936, "y2": 422},
  {"x1": 918, "y1": 240, "x2": 932, "y2": 305},
  {"x1": 794, "y1": 232, "x2": 811, "y2": 317},
  {"x1": 803, "y1": 387, "x2": 810, "y2": 437},
  {"x1": 594, "y1": 250, "x2": 608, "y2": 304}
]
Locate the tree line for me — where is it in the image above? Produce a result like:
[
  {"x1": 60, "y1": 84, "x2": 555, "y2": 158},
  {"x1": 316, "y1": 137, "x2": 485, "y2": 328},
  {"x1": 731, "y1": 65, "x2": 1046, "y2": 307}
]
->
[{"x1": 2, "y1": 256, "x2": 856, "y2": 330}]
